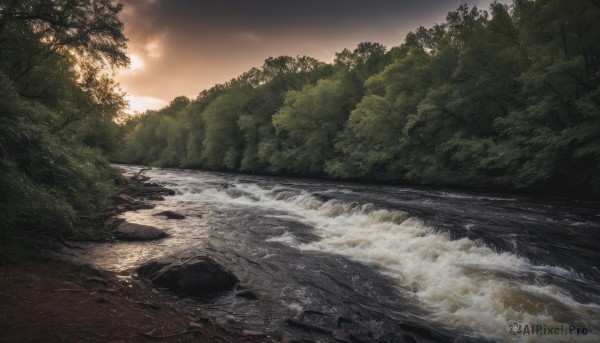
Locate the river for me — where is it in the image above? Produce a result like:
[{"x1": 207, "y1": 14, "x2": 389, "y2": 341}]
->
[{"x1": 71, "y1": 165, "x2": 600, "y2": 342}]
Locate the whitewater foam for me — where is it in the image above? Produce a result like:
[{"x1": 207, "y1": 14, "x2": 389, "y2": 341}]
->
[{"x1": 206, "y1": 183, "x2": 600, "y2": 341}]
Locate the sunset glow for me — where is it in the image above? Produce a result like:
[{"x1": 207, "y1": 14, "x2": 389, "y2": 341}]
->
[
  {"x1": 128, "y1": 54, "x2": 145, "y2": 73},
  {"x1": 126, "y1": 94, "x2": 166, "y2": 114}
]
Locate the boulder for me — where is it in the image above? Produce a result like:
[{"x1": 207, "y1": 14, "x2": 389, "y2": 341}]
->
[
  {"x1": 138, "y1": 256, "x2": 238, "y2": 294},
  {"x1": 153, "y1": 210, "x2": 185, "y2": 219},
  {"x1": 115, "y1": 222, "x2": 169, "y2": 241}
]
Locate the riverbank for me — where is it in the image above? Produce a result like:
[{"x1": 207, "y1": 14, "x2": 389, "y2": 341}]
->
[
  {"x1": 0, "y1": 260, "x2": 268, "y2": 342},
  {"x1": 0, "y1": 169, "x2": 272, "y2": 342}
]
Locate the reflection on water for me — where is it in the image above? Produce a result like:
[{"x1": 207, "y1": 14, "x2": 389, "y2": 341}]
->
[{"x1": 69, "y1": 165, "x2": 600, "y2": 342}]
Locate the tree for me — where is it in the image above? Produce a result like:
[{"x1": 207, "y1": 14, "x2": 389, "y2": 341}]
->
[
  {"x1": 0, "y1": 0, "x2": 129, "y2": 259},
  {"x1": 327, "y1": 95, "x2": 402, "y2": 179},
  {"x1": 201, "y1": 90, "x2": 248, "y2": 169},
  {"x1": 0, "y1": 0, "x2": 128, "y2": 67},
  {"x1": 272, "y1": 79, "x2": 353, "y2": 174},
  {"x1": 490, "y1": 0, "x2": 600, "y2": 195},
  {"x1": 237, "y1": 56, "x2": 331, "y2": 172},
  {"x1": 328, "y1": 43, "x2": 432, "y2": 181}
]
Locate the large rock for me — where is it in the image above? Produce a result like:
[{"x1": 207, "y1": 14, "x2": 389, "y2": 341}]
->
[
  {"x1": 138, "y1": 256, "x2": 238, "y2": 294},
  {"x1": 115, "y1": 222, "x2": 169, "y2": 241},
  {"x1": 153, "y1": 210, "x2": 185, "y2": 220}
]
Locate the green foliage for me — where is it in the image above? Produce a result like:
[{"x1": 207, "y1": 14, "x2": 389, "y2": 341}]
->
[
  {"x1": 0, "y1": 0, "x2": 128, "y2": 260},
  {"x1": 1, "y1": 0, "x2": 128, "y2": 67},
  {"x1": 272, "y1": 79, "x2": 353, "y2": 174},
  {"x1": 0, "y1": 72, "x2": 119, "y2": 260},
  {"x1": 116, "y1": 0, "x2": 600, "y2": 198},
  {"x1": 326, "y1": 95, "x2": 402, "y2": 180},
  {"x1": 201, "y1": 91, "x2": 246, "y2": 169}
]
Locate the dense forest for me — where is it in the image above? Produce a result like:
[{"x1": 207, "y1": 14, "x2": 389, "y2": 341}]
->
[
  {"x1": 115, "y1": 0, "x2": 600, "y2": 198},
  {"x1": 0, "y1": 0, "x2": 128, "y2": 259}
]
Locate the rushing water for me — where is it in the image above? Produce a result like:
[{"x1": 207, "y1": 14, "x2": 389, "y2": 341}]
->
[{"x1": 71, "y1": 166, "x2": 600, "y2": 342}]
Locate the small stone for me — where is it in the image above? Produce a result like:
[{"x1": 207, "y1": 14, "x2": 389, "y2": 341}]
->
[
  {"x1": 280, "y1": 331, "x2": 294, "y2": 343},
  {"x1": 243, "y1": 329, "x2": 266, "y2": 337},
  {"x1": 147, "y1": 195, "x2": 165, "y2": 201},
  {"x1": 154, "y1": 210, "x2": 185, "y2": 219},
  {"x1": 333, "y1": 330, "x2": 352, "y2": 343},
  {"x1": 134, "y1": 203, "x2": 155, "y2": 210},
  {"x1": 188, "y1": 321, "x2": 204, "y2": 330},
  {"x1": 95, "y1": 296, "x2": 109, "y2": 304},
  {"x1": 197, "y1": 312, "x2": 213, "y2": 323},
  {"x1": 337, "y1": 316, "x2": 354, "y2": 327},
  {"x1": 235, "y1": 289, "x2": 258, "y2": 299}
]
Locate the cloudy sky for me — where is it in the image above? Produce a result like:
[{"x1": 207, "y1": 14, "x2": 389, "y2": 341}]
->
[{"x1": 116, "y1": 0, "x2": 509, "y2": 113}]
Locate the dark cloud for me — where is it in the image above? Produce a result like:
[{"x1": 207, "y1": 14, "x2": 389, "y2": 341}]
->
[{"x1": 117, "y1": 0, "x2": 507, "y2": 113}]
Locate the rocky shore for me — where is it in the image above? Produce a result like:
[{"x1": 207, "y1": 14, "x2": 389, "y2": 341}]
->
[
  {"x1": 102, "y1": 167, "x2": 176, "y2": 241},
  {"x1": 0, "y1": 169, "x2": 271, "y2": 343}
]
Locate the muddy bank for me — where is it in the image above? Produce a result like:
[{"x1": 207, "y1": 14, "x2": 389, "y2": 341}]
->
[{"x1": 0, "y1": 261, "x2": 268, "y2": 342}]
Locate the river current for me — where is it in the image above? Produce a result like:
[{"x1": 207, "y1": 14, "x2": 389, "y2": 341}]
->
[{"x1": 71, "y1": 166, "x2": 600, "y2": 342}]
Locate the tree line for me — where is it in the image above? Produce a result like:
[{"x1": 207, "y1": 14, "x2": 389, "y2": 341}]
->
[
  {"x1": 0, "y1": 0, "x2": 128, "y2": 259},
  {"x1": 116, "y1": 1, "x2": 600, "y2": 198}
]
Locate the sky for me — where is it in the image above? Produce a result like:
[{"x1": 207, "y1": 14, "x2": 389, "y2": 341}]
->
[{"x1": 116, "y1": 0, "x2": 510, "y2": 114}]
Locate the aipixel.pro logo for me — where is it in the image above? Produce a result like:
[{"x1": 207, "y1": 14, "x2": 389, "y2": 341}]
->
[{"x1": 508, "y1": 322, "x2": 589, "y2": 336}]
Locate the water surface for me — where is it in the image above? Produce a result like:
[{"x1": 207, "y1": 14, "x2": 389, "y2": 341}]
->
[{"x1": 71, "y1": 166, "x2": 600, "y2": 342}]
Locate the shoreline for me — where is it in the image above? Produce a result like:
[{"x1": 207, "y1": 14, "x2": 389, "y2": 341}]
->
[
  {"x1": 111, "y1": 163, "x2": 600, "y2": 203},
  {"x1": 0, "y1": 168, "x2": 271, "y2": 343}
]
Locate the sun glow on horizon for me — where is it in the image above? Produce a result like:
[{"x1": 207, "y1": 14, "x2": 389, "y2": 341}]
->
[{"x1": 126, "y1": 94, "x2": 166, "y2": 114}]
